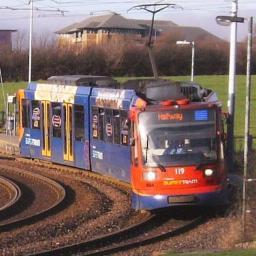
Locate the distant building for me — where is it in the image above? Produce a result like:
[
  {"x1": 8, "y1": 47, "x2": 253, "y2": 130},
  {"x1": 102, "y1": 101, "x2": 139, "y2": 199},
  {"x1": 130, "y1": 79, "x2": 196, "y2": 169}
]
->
[
  {"x1": 0, "y1": 29, "x2": 17, "y2": 50},
  {"x1": 56, "y1": 13, "x2": 145, "y2": 48},
  {"x1": 56, "y1": 13, "x2": 221, "y2": 49}
]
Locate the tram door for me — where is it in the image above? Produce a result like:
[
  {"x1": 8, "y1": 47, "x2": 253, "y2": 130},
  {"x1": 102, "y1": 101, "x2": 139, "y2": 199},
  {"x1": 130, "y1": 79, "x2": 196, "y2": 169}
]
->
[
  {"x1": 41, "y1": 101, "x2": 51, "y2": 157},
  {"x1": 63, "y1": 103, "x2": 74, "y2": 162}
]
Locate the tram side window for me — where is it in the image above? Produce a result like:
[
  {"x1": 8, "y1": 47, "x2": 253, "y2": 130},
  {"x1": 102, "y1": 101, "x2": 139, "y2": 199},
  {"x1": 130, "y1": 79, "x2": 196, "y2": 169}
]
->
[
  {"x1": 104, "y1": 109, "x2": 113, "y2": 143},
  {"x1": 74, "y1": 105, "x2": 84, "y2": 141},
  {"x1": 92, "y1": 107, "x2": 99, "y2": 139},
  {"x1": 22, "y1": 99, "x2": 30, "y2": 128},
  {"x1": 120, "y1": 110, "x2": 130, "y2": 146},
  {"x1": 98, "y1": 108, "x2": 105, "y2": 141},
  {"x1": 113, "y1": 110, "x2": 120, "y2": 144},
  {"x1": 31, "y1": 100, "x2": 40, "y2": 129},
  {"x1": 52, "y1": 103, "x2": 62, "y2": 138}
]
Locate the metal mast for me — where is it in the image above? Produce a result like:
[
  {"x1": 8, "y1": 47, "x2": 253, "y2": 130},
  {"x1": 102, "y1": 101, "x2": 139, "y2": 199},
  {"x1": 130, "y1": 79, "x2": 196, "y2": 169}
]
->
[
  {"x1": 28, "y1": 0, "x2": 33, "y2": 83},
  {"x1": 242, "y1": 16, "x2": 253, "y2": 242},
  {"x1": 128, "y1": 3, "x2": 180, "y2": 80},
  {"x1": 226, "y1": 0, "x2": 238, "y2": 169}
]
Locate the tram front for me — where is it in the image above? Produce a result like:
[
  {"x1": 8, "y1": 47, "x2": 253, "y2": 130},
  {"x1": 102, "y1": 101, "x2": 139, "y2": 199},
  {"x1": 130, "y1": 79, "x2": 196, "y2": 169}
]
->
[{"x1": 131, "y1": 103, "x2": 228, "y2": 210}]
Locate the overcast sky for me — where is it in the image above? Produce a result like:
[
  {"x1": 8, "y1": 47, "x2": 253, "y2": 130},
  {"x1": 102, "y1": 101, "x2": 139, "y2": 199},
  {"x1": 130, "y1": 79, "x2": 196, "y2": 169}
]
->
[{"x1": 0, "y1": 0, "x2": 255, "y2": 42}]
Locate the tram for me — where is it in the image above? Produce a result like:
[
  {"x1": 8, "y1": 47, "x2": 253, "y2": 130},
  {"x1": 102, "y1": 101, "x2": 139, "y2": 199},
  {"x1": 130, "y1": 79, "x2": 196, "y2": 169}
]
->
[{"x1": 17, "y1": 75, "x2": 228, "y2": 210}]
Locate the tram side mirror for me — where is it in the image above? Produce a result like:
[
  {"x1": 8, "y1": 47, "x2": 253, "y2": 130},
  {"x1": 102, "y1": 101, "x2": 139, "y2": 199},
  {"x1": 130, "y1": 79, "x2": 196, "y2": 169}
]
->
[{"x1": 130, "y1": 137, "x2": 135, "y2": 146}]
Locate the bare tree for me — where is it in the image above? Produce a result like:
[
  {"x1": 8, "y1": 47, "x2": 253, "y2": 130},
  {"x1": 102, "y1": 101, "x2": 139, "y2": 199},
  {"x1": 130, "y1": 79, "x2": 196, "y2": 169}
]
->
[
  {"x1": 13, "y1": 30, "x2": 28, "y2": 52},
  {"x1": 34, "y1": 31, "x2": 57, "y2": 49}
]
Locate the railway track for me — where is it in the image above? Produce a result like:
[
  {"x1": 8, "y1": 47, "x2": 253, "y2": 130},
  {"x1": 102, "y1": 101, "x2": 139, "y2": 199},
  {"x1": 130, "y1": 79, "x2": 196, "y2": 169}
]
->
[
  {"x1": 0, "y1": 175, "x2": 21, "y2": 214},
  {"x1": 0, "y1": 163, "x2": 66, "y2": 232},
  {"x1": 27, "y1": 212, "x2": 204, "y2": 256},
  {"x1": 0, "y1": 153, "x2": 207, "y2": 256}
]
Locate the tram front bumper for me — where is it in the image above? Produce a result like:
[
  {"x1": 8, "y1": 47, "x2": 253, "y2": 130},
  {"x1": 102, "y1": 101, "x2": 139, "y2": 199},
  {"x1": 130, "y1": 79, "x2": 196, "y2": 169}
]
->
[{"x1": 131, "y1": 188, "x2": 228, "y2": 210}]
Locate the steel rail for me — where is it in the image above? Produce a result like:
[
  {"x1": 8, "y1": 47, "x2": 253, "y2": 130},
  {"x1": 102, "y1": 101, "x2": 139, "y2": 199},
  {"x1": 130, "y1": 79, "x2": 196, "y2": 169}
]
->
[
  {"x1": 27, "y1": 212, "x2": 154, "y2": 256},
  {"x1": 0, "y1": 175, "x2": 21, "y2": 212},
  {"x1": 0, "y1": 165, "x2": 66, "y2": 232},
  {"x1": 0, "y1": 152, "x2": 205, "y2": 256},
  {"x1": 27, "y1": 215, "x2": 204, "y2": 256},
  {"x1": 16, "y1": 156, "x2": 131, "y2": 192},
  {"x1": 82, "y1": 216, "x2": 205, "y2": 256}
]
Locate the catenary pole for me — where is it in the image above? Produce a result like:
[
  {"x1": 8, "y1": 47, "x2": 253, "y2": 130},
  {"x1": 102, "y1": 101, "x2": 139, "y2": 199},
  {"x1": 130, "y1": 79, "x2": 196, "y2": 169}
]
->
[
  {"x1": 28, "y1": 0, "x2": 33, "y2": 83},
  {"x1": 242, "y1": 16, "x2": 253, "y2": 242},
  {"x1": 226, "y1": 0, "x2": 238, "y2": 171},
  {"x1": 128, "y1": 4, "x2": 180, "y2": 80},
  {"x1": 191, "y1": 41, "x2": 195, "y2": 82},
  {"x1": 176, "y1": 40, "x2": 195, "y2": 81}
]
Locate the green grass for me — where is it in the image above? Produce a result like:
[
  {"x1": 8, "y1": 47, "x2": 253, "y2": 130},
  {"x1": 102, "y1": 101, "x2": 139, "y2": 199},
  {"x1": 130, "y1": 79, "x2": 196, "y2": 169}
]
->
[
  {"x1": 2, "y1": 75, "x2": 256, "y2": 139},
  {"x1": 165, "y1": 249, "x2": 256, "y2": 256},
  {"x1": 0, "y1": 81, "x2": 27, "y2": 112}
]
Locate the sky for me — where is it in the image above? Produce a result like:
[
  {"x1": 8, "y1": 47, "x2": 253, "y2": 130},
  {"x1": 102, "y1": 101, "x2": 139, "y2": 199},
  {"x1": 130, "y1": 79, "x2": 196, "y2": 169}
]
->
[{"x1": 0, "y1": 0, "x2": 255, "y2": 43}]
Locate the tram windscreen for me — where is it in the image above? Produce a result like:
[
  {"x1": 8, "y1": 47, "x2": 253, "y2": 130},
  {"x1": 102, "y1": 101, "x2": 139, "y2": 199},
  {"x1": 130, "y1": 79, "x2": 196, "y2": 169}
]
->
[{"x1": 139, "y1": 109, "x2": 217, "y2": 167}]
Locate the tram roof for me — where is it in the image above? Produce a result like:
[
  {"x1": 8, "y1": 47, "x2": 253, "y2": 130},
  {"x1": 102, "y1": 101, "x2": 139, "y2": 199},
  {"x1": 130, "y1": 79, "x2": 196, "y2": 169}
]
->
[
  {"x1": 121, "y1": 79, "x2": 218, "y2": 103},
  {"x1": 47, "y1": 75, "x2": 118, "y2": 87},
  {"x1": 27, "y1": 76, "x2": 219, "y2": 106}
]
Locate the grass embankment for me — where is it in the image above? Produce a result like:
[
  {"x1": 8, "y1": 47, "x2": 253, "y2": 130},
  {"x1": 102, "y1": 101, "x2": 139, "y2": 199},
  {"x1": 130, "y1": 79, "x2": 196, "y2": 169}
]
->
[
  {"x1": 0, "y1": 81, "x2": 27, "y2": 111},
  {"x1": 166, "y1": 249, "x2": 256, "y2": 256}
]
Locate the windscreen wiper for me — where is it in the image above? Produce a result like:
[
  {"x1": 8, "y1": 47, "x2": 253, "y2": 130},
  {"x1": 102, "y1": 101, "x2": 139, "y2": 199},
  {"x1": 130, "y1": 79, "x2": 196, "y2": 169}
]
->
[
  {"x1": 157, "y1": 163, "x2": 167, "y2": 172},
  {"x1": 145, "y1": 135, "x2": 149, "y2": 163}
]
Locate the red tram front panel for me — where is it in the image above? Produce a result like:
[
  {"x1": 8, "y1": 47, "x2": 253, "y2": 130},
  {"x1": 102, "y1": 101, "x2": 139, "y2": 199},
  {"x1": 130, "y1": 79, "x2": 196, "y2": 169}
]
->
[{"x1": 131, "y1": 104, "x2": 227, "y2": 209}]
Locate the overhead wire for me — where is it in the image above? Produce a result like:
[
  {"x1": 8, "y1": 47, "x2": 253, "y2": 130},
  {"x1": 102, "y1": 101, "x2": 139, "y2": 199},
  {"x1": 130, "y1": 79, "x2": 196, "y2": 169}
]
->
[
  {"x1": 0, "y1": 0, "x2": 254, "y2": 21},
  {"x1": 0, "y1": 1, "x2": 242, "y2": 7}
]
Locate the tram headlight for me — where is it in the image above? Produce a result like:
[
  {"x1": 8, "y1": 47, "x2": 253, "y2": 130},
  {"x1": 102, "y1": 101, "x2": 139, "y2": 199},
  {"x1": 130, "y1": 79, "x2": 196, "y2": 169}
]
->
[
  {"x1": 204, "y1": 168, "x2": 214, "y2": 177},
  {"x1": 143, "y1": 170, "x2": 157, "y2": 181}
]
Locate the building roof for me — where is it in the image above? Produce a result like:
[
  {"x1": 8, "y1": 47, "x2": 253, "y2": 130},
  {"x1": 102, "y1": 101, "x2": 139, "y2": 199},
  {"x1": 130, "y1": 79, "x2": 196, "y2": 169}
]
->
[
  {"x1": 56, "y1": 23, "x2": 79, "y2": 34},
  {"x1": 56, "y1": 15, "x2": 179, "y2": 35},
  {"x1": 77, "y1": 13, "x2": 144, "y2": 30},
  {"x1": 56, "y1": 13, "x2": 146, "y2": 34},
  {"x1": 131, "y1": 19, "x2": 177, "y2": 31},
  {"x1": 164, "y1": 26, "x2": 222, "y2": 42},
  {"x1": 56, "y1": 13, "x2": 221, "y2": 42}
]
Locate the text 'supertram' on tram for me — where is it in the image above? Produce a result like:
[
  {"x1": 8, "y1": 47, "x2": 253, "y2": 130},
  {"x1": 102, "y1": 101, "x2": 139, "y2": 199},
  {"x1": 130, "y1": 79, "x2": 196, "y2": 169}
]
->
[{"x1": 18, "y1": 76, "x2": 228, "y2": 210}]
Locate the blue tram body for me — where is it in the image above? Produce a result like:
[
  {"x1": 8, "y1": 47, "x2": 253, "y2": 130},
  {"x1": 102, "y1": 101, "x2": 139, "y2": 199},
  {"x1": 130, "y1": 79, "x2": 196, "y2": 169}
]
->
[
  {"x1": 90, "y1": 88, "x2": 136, "y2": 182},
  {"x1": 19, "y1": 82, "x2": 92, "y2": 170},
  {"x1": 18, "y1": 76, "x2": 136, "y2": 183},
  {"x1": 18, "y1": 76, "x2": 228, "y2": 210}
]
